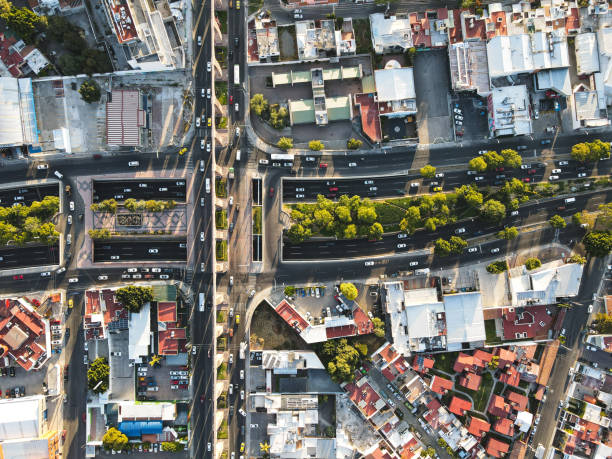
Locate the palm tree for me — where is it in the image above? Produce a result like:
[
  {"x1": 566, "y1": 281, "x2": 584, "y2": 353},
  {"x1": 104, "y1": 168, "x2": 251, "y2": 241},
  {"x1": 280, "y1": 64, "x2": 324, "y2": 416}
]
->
[
  {"x1": 260, "y1": 442, "x2": 271, "y2": 453},
  {"x1": 149, "y1": 355, "x2": 162, "y2": 367}
]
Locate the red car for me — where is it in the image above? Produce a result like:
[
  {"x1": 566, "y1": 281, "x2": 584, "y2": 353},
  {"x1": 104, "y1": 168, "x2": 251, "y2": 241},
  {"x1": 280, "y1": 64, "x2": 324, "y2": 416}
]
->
[
  {"x1": 522, "y1": 177, "x2": 530, "y2": 183},
  {"x1": 329, "y1": 187, "x2": 338, "y2": 192},
  {"x1": 229, "y1": 95, "x2": 233, "y2": 103},
  {"x1": 171, "y1": 379, "x2": 180, "y2": 384},
  {"x1": 269, "y1": 187, "x2": 274, "y2": 197},
  {"x1": 528, "y1": 169, "x2": 536, "y2": 175},
  {"x1": 200, "y1": 395, "x2": 205, "y2": 403},
  {"x1": 179, "y1": 384, "x2": 188, "y2": 389},
  {"x1": 319, "y1": 163, "x2": 328, "y2": 169},
  {"x1": 496, "y1": 167, "x2": 504, "y2": 172},
  {"x1": 13, "y1": 275, "x2": 23, "y2": 280}
]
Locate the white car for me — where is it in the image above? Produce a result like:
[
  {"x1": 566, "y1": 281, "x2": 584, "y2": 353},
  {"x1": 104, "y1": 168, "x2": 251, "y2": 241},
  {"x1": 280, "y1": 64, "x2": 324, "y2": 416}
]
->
[
  {"x1": 455, "y1": 227, "x2": 466, "y2": 234},
  {"x1": 520, "y1": 164, "x2": 531, "y2": 170},
  {"x1": 588, "y1": 304, "x2": 593, "y2": 313},
  {"x1": 467, "y1": 170, "x2": 476, "y2": 175},
  {"x1": 67, "y1": 215, "x2": 72, "y2": 225},
  {"x1": 435, "y1": 173, "x2": 444, "y2": 178},
  {"x1": 207, "y1": 443, "x2": 212, "y2": 452},
  {"x1": 577, "y1": 173, "x2": 587, "y2": 178},
  {"x1": 239, "y1": 408, "x2": 246, "y2": 417},
  {"x1": 229, "y1": 276, "x2": 234, "y2": 286},
  {"x1": 296, "y1": 194, "x2": 305, "y2": 198},
  {"x1": 97, "y1": 275, "x2": 108, "y2": 281},
  {"x1": 229, "y1": 384, "x2": 233, "y2": 395},
  {"x1": 66, "y1": 234, "x2": 72, "y2": 245},
  {"x1": 397, "y1": 243, "x2": 406, "y2": 249},
  {"x1": 206, "y1": 143, "x2": 211, "y2": 153},
  {"x1": 200, "y1": 139, "x2": 205, "y2": 150},
  {"x1": 559, "y1": 161, "x2": 569, "y2": 166},
  {"x1": 197, "y1": 35, "x2": 202, "y2": 46},
  {"x1": 510, "y1": 210, "x2": 519, "y2": 216},
  {"x1": 305, "y1": 156, "x2": 315, "y2": 162},
  {"x1": 41, "y1": 271, "x2": 51, "y2": 277},
  {"x1": 410, "y1": 182, "x2": 419, "y2": 188},
  {"x1": 397, "y1": 233, "x2": 407, "y2": 239},
  {"x1": 409, "y1": 261, "x2": 418, "y2": 267},
  {"x1": 475, "y1": 176, "x2": 485, "y2": 181},
  {"x1": 240, "y1": 370, "x2": 244, "y2": 379},
  {"x1": 207, "y1": 88, "x2": 211, "y2": 99},
  {"x1": 552, "y1": 168, "x2": 562, "y2": 174},
  {"x1": 128, "y1": 161, "x2": 139, "y2": 167},
  {"x1": 152, "y1": 268, "x2": 161, "y2": 273},
  {"x1": 478, "y1": 150, "x2": 487, "y2": 155},
  {"x1": 369, "y1": 186, "x2": 377, "y2": 191},
  {"x1": 200, "y1": 160, "x2": 205, "y2": 172},
  {"x1": 453, "y1": 108, "x2": 462, "y2": 114},
  {"x1": 491, "y1": 248, "x2": 500, "y2": 254},
  {"x1": 37, "y1": 164, "x2": 49, "y2": 170},
  {"x1": 56, "y1": 267, "x2": 66, "y2": 274},
  {"x1": 132, "y1": 274, "x2": 142, "y2": 279},
  {"x1": 365, "y1": 261, "x2": 374, "y2": 266},
  {"x1": 229, "y1": 354, "x2": 233, "y2": 364},
  {"x1": 201, "y1": 198, "x2": 205, "y2": 207},
  {"x1": 200, "y1": 232, "x2": 205, "y2": 242},
  {"x1": 348, "y1": 162, "x2": 357, "y2": 167},
  {"x1": 196, "y1": 117, "x2": 201, "y2": 127},
  {"x1": 207, "y1": 61, "x2": 212, "y2": 71},
  {"x1": 148, "y1": 248, "x2": 159, "y2": 254},
  {"x1": 110, "y1": 255, "x2": 120, "y2": 260},
  {"x1": 468, "y1": 247, "x2": 478, "y2": 253},
  {"x1": 127, "y1": 268, "x2": 138, "y2": 273},
  {"x1": 240, "y1": 390, "x2": 245, "y2": 400},
  {"x1": 549, "y1": 175, "x2": 559, "y2": 181},
  {"x1": 68, "y1": 277, "x2": 79, "y2": 283},
  {"x1": 364, "y1": 180, "x2": 374, "y2": 185},
  {"x1": 296, "y1": 188, "x2": 305, "y2": 192},
  {"x1": 160, "y1": 274, "x2": 170, "y2": 279},
  {"x1": 454, "y1": 115, "x2": 463, "y2": 121},
  {"x1": 69, "y1": 201, "x2": 75, "y2": 211}
]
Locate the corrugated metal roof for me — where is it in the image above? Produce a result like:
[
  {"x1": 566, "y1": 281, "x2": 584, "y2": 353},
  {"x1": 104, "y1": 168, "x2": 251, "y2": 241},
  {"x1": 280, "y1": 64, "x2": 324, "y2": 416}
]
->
[{"x1": 106, "y1": 90, "x2": 143, "y2": 146}]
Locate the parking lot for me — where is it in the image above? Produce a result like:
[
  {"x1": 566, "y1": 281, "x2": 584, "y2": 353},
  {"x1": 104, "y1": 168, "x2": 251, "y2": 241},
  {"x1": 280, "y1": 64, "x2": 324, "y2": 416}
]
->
[
  {"x1": 413, "y1": 50, "x2": 451, "y2": 145},
  {"x1": 450, "y1": 94, "x2": 489, "y2": 141},
  {"x1": 137, "y1": 363, "x2": 190, "y2": 401}
]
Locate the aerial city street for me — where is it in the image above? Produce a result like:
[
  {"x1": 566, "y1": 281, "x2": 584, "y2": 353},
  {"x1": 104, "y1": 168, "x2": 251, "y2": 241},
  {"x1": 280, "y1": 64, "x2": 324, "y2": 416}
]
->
[{"x1": 1, "y1": 0, "x2": 612, "y2": 457}]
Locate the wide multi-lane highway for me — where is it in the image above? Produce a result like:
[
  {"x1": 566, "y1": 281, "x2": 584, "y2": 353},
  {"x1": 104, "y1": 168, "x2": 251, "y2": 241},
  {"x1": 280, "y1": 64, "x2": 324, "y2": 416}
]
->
[
  {"x1": 92, "y1": 179, "x2": 187, "y2": 202},
  {"x1": 93, "y1": 241, "x2": 188, "y2": 262},
  {"x1": 0, "y1": 183, "x2": 59, "y2": 206}
]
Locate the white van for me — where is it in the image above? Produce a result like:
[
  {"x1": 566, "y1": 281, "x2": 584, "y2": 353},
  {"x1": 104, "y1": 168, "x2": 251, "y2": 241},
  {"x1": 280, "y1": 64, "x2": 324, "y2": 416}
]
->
[
  {"x1": 564, "y1": 197, "x2": 576, "y2": 204},
  {"x1": 236, "y1": 150, "x2": 241, "y2": 161},
  {"x1": 205, "y1": 178, "x2": 211, "y2": 194},
  {"x1": 54, "y1": 171, "x2": 63, "y2": 179}
]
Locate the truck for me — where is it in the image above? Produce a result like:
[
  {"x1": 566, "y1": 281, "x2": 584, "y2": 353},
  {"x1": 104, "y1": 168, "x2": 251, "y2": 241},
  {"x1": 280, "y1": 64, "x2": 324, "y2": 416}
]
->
[
  {"x1": 239, "y1": 341, "x2": 246, "y2": 360},
  {"x1": 229, "y1": 167, "x2": 235, "y2": 179},
  {"x1": 199, "y1": 293, "x2": 205, "y2": 312},
  {"x1": 535, "y1": 444, "x2": 545, "y2": 459},
  {"x1": 234, "y1": 64, "x2": 240, "y2": 86}
]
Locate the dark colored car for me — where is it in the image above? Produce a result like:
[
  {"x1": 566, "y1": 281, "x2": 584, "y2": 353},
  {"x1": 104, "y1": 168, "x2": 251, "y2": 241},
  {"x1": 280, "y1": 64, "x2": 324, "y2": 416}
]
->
[
  {"x1": 9, "y1": 367, "x2": 15, "y2": 377},
  {"x1": 269, "y1": 187, "x2": 274, "y2": 197}
]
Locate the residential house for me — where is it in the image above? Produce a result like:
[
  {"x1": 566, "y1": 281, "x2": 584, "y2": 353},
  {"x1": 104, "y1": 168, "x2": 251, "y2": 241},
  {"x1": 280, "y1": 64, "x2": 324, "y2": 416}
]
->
[
  {"x1": 429, "y1": 375, "x2": 453, "y2": 395},
  {"x1": 487, "y1": 438, "x2": 510, "y2": 458},
  {"x1": 467, "y1": 417, "x2": 490, "y2": 439},
  {"x1": 448, "y1": 396, "x2": 471, "y2": 416},
  {"x1": 488, "y1": 395, "x2": 511, "y2": 418}
]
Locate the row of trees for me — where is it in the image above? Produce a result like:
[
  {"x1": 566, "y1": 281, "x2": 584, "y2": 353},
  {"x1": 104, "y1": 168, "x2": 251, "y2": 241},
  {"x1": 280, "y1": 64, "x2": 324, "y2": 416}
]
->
[
  {"x1": 0, "y1": 196, "x2": 60, "y2": 246},
  {"x1": 91, "y1": 198, "x2": 177, "y2": 214},
  {"x1": 288, "y1": 194, "x2": 384, "y2": 243},
  {"x1": 276, "y1": 137, "x2": 362, "y2": 151},
  {"x1": 0, "y1": 0, "x2": 47, "y2": 43},
  {"x1": 468, "y1": 149, "x2": 523, "y2": 172},
  {"x1": 433, "y1": 236, "x2": 467, "y2": 256},
  {"x1": 570, "y1": 139, "x2": 610, "y2": 163}
]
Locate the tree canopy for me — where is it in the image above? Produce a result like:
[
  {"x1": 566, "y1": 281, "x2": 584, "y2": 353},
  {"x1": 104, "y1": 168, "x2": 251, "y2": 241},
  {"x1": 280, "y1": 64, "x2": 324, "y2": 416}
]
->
[
  {"x1": 277, "y1": 137, "x2": 293, "y2": 150},
  {"x1": 347, "y1": 138, "x2": 363, "y2": 150},
  {"x1": 497, "y1": 226, "x2": 518, "y2": 240},
  {"x1": 79, "y1": 80, "x2": 101, "y2": 103},
  {"x1": 319, "y1": 338, "x2": 361, "y2": 382},
  {"x1": 583, "y1": 231, "x2": 612, "y2": 257},
  {"x1": 0, "y1": 0, "x2": 47, "y2": 44},
  {"x1": 486, "y1": 260, "x2": 508, "y2": 274},
  {"x1": 116, "y1": 286, "x2": 154, "y2": 312},
  {"x1": 571, "y1": 139, "x2": 611, "y2": 162},
  {"x1": 102, "y1": 428, "x2": 128, "y2": 451},
  {"x1": 420, "y1": 165, "x2": 436, "y2": 179},
  {"x1": 549, "y1": 214, "x2": 566, "y2": 229},
  {"x1": 87, "y1": 357, "x2": 110, "y2": 393},
  {"x1": 339, "y1": 282, "x2": 358, "y2": 300},
  {"x1": 525, "y1": 257, "x2": 542, "y2": 270},
  {"x1": 481, "y1": 199, "x2": 506, "y2": 223},
  {"x1": 309, "y1": 140, "x2": 324, "y2": 151}
]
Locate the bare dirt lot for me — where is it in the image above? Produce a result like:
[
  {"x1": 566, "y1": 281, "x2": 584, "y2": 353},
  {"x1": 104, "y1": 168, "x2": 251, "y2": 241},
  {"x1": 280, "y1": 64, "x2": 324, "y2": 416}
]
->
[{"x1": 250, "y1": 301, "x2": 313, "y2": 351}]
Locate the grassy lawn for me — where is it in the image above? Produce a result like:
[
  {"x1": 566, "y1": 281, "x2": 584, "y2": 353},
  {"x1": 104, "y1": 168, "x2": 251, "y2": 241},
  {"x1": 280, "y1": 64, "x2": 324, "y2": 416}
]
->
[
  {"x1": 493, "y1": 381, "x2": 505, "y2": 395},
  {"x1": 215, "y1": 11, "x2": 227, "y2": 34},
  {"x1": 485, "y1": 319, "x2": 501, "y2": 344},
  {"x1": 216, "y1": 240, "x2": 228, "y2": 261},
  {"x1": 253, "y1": 206, "x2": 262, "y2": 234},
  {"x1": 217, "y1": 418, "x2": 228, "y2": 439},
  {"x1": 353, "y1": 18, "x2": 372, "y2": 54},
  {"x1": 217, "y1": 336, "x2": 226, "y2": 351},
  {"x1": 215, "y1": 81, "x2": 228, "y2": 104},
  {"x1": 216, "y1": 311, "x2": 225, "y2": 323},
  {"x1": 215, "y1": 46, "x2": 227, "y2": 68},
  {"x1": 217, "y1": 362, "x2": 227, "y2": 379},
  {"x1": 248, "y1": 0, "x2": 263, "y2": 14},
  {"x1": 433, "y1": 351, "x2": 458, "y2": 374},
  {"x1": 472, "y1": 372, "x2": 493, "y2": 412},
  {"x1": 216, "y1": 116, "x2": 228, "y2": 129}
]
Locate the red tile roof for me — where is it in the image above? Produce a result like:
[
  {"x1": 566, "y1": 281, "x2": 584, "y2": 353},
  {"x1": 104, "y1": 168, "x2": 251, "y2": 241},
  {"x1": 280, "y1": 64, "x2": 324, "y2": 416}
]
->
[
  {"x1": 458, "y1": 372, "x2": 481, "y2": 391},
  {"x1": 448, "y1": 396, "x2": 471, "y2": 416},
  {"x1": 412, "y1": 355, "x2": 434, "y2": 373},
  {"x1": 430, "y1": 375, "x2": 453, "y2": 394},
  {"x1": 104, "y1": 0, "x2": 138, "y2": 43},
  {"x1": 158, "y1": 328, "x2": 187, "y2": 355},
  {"x1": 534, "y1": 385, "x2": 546, "y2": 401},
  {"x1": 378, "y1": 343, "x2": 399, "y2": 365},
  {"x1": 453, "y1": 352, "x2": 475, "y2": 373},
  {"x1": 474, "y1": 349, "x2": 493, "y2": 363},
  {"x1": 448, "y1": 9, "x2": 463, "y2": 44},
  {"x1": 345, "y1": 380, "x2": 381, "y2": 418},
  {"x1": 353, "y1": 307, "x2": 374, "y2": 335},
  {"x1": 499, "y1": 366, "x2": 521, "y2": 387},
  {"x1": 537, "y1": 340, "x2": 559, "y2": 386},
  {"x1": 566, "y1": 7, "x2": 580, "y2": 33},
  {"x1": 493, "y1": 418, "x2": 515, "y2": 437},
  {"x1": 486, "y1": 11, "x2": 507, "y2": 38},
  {"x1": 275, "y1": 300, "x2": 309, "y2": 331},
  {"x1": 355, "y1": 93, "x2": 381, "y2": 142},
  {"x1": 488, "y1": 395, "x2": 511, "y2": 418},
  {"x1": 575, "y1": 419, "x2": 600, "y2": 442},
  {"x1": 495, "y1": 348, "x2": 517, "y2": 368},
  {"x1": 468, "y1": 417, "x2": 490, "y2": 438},
  {"x1": 502, "y1": 305, "x2": 553, "y2": 340},
  {"x1": 462, "y1": 14, "x2": 486, "y2": 40},
  {"x1": 506, "y1": 390, "x2": 528, "y2": 411},
  {"x1": 427, "y1": 398, "x2": 441, "y2": 411},
  {"x1": 382, "y1": 367, "x2": 395, "y2": 381},
  {"x1": 487, "y1": 438, "x2": 510, "y2": 458}
]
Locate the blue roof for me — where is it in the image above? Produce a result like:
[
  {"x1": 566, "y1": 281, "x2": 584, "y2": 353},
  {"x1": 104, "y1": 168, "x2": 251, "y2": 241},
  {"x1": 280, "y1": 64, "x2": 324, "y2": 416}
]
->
[{"x1": 118, "y1": 421, "x2": 163, "y2": 437}]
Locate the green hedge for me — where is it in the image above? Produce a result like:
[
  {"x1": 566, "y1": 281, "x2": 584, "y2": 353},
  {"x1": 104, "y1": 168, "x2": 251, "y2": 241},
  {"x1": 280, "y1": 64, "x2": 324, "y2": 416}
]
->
[
  {"x1": 253, "y1": 206, "x2": 262, "y2": 235},
  {"x1": 215, "y1": 210, "x2": 228, "y2": 229},
  {"x1": 216, "y1": 240, "x2": 228, "y2": 261}
]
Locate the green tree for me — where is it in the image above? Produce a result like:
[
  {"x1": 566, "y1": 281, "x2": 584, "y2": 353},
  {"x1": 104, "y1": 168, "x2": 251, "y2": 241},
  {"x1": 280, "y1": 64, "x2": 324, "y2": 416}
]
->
[
  {"x1": 434, "y1": 238, "x2": 451, "y2": 256},
  {"x1": 277, "y1": 137, "x2": 293, "y2": 150},
  {"x1": 287, "y1": 223, "x2": 310, "y2": 243},
  {"x1": 161, "y1": 442, "x2": 185, "y2": 452},
  {"x1": 597, "y1": 203, "x2": 612, "y2": 231},
  {"x1": 486, "y1": 260, "x2": 509, "y2": 274},
  {"x1": 572, "y1": 212, "x2": 585, "y2": 226},
  {"x1": 250, "y1": 93, "x2": 269, "y2": 116},
  {"x1": 88, "y1": 229, "x2": 111, "y2": 240},
  {"x1": 424, "y1": 217, "x2": 437, "y2": 232},
  {"x1": 354, "y1": 342, "x2": 368, "y2": 356},
  {"x1": 340, "y1": 282, "x2": 358, "y2": 300},
  {"x1": 571, "y1": 142, "x2": 591, "y2": 162},
  {"x1": 78, "y1": 80, "x2": 101, "y2": 103},
  {"x1": 102, "y1": 427, "x2": 128, "y2": 451},
  {"x1": 399, "y1": 206, "x2": 421, "y2": 234},
  {"x1": 549, "y1": 214, "x2": 566, "y2": 229},
  {"x1": 368, "y1": 222, "x2": 383, "y2": 240},
  {"x1": 482, "y1": 151, "x2": 505, "y2": 170},
  {"x1": 343, "y1": 224, "x2": 357, "y2": 239},
  {"x1": 0, "y1": 0, "x2": 47, "y2": 44},
  {"x1": 568, "y1": 254, "x2": 587, "y2": 264},
  {"x1": 372, "y1": 317, "x2": 385, "y2": 338},
  {"x1": 313, "y1": 209, "x2": 333, "y2": 228},
  {"x1": 449, "y1": 236, "x2": 467, "y2": 254},
  {"x1": 468, "y1": 157, "x2": 487, "y2": 172},
  {"x1": 358, "y1": 206, "x2": 377, "y2": 224},
  {"x1": 497, "y1": 226, "x2": 519, "y2": 240},
  {"x1": 481, "y1": 199, "x2": 506, "y2": 223},
  {"x1": 525, "y1": 257, "x2": 542, "y2": 270},
  {"x1": 309, "y1": 140, "x2": 324, "y2": 151},
  {"x1": 116, "y1": 286, "x2": 154, "y2": 313},
  {"x1": 583, "y1": 231, "x2": 612, "y2": 257},
  {"x1": 347, "y1": 138, "x2": 363, "y2": 150},
  {"x1": 335, "y1": 206, "x2": 351, "y2": 223},
  {"x1": 87, "y1": 357, "x2": 110, "y2": 393},
  {"x1": 500, "y1": 148, "x2": 522, "y2": 169},
  {"x1": 420, "y1": 164, "x2": 436, "y2": 179}
]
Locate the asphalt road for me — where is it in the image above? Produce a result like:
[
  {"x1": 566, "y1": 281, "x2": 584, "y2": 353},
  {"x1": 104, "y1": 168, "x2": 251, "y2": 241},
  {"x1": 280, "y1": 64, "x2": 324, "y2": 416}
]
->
[
  {"x1": 93, "y1": 241, "x2": 187, "y2": 262},
  {"x1": 283, "y1": 188, "x2": 612, "y2": 260},
  {"x1": 0, "y1": 183, "x2": 59, "y2": 207},
  {"x1": 0, "y1": 244, "x2": 59, "y2": 268},
  {"x1": 93, "y1": 179, "x2": 187, "y2": 202}
]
